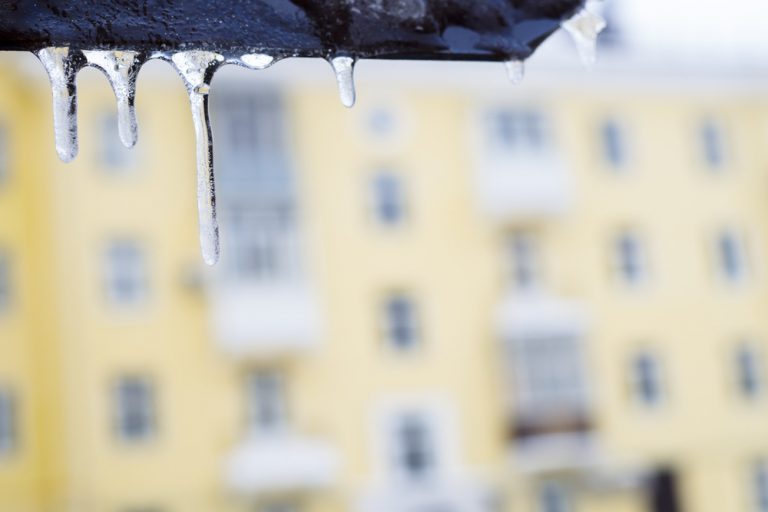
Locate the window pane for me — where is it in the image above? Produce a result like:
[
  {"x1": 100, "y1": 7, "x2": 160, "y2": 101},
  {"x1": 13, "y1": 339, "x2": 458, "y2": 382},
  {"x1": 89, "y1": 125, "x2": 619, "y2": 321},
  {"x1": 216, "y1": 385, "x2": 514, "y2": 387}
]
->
[
  {"x1": 632, "y1": 353, "x2": 662, "y2": 406},
  {"x1": 372, "y1": 172, "x2": 405, "y2": 225},
  {"x1": 383, "y1": 294, "x2": 419, "y2": 351},
  {"x1": 539, "y1": 482, "x2": 571, "y2": 512},
  {"x1": 115, "y1": 377, "x2": 154, "y2": 442},
  {"x1": 0, "y1": 252, "x2": 10, "y2": 312},
  {"x1": 105, "y1": 241, "x2": 147, "y2": 305},
  {"x1": 736, "y1": 345, "x2": 762, "y2": 399},
  {"x1": 396, "y1": 415, "x2": 435, "y2": 481},
  {"x1": 701, "y1": 120, "x2": 725, "y2": 169},
  {"x1": 0, "y1": 389, "x2": 17, "y2": 455},
  {"x1": 601, "y1": 119, "x2": 626, "y2": 168},
  {"x1": 508, "y1": 232, "x2": 539, "y2": 290},
  {"x1": 717, "y1": 231, "x2": 746, "y2": 282},
  {"x1": 615, "y1": 231, "x2": 645, "y2": 284},
  {"x1": 246, "y1": 371, "x2": 286, "y2": 432},
  {"x1": 492, "y1": 110, "x2": 547, "y2": 152}
]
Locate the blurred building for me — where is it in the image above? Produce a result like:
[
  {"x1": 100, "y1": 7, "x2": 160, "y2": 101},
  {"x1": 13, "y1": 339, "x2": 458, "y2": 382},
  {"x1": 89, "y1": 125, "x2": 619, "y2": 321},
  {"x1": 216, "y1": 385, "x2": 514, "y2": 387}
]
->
[{"x1": 1, "y1": 5, "x2": 768, "y2": 512}]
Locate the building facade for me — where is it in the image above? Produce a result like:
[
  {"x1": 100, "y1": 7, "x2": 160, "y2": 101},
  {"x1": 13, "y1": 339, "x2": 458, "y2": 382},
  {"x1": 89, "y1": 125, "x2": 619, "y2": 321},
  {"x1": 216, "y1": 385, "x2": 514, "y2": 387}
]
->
[{"x1": 0, "y1": 22, "x2": 768, "y2": 512}]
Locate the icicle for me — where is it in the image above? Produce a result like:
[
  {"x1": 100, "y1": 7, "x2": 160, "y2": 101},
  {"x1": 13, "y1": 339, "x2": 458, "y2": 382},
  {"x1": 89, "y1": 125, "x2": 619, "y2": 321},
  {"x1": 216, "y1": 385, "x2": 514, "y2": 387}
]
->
[
  {"x1": 36, "y1": 47, "x2": 84, "y2": 162},
  {"x1": 562, "y1": 1, "x2": 607, "y2": 68},
  {"x1": 504, "y1": 59, "x2": 525, "y2": 85},
  {"x1": 171, "y1": 51, "x2": 225, "y2": 266},
  {"x1": 330, "y1": 56, "x2": 356, "y2": 108},
  {"x1": 83, "y1": 50, "x2": 145, "y2": 148},
  {"x1": 239, "y1": 53, "x2": 275, "y2": 70}
]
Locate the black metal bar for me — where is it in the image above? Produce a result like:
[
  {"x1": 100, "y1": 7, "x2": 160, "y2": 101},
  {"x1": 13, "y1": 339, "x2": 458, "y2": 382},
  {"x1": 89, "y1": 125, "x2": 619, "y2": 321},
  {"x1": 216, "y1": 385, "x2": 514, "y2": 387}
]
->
[{"x1": 0, "y1": 0, "x2": 584, "y2": 61}]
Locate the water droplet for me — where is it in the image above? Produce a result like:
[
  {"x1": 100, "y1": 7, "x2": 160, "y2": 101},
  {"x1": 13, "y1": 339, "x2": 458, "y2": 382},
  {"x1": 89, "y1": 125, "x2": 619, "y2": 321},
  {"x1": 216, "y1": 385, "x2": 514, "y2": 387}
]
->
[
  {"x1": 83, "y1": 50, "x2": 145, "y2": 148},
  {"x1": 330, "y1": 56, "x2": 356, "y2": 108},
  {"x1": 504, "y1": 59, "x2": 525, "y2": 85},
  {"x1": 171, "y1": 51, "x2": 225, "y2": 266},
  {"x1": 36, "y1": 47, "x2": 84, "y2": 162},
  {"x1": 562, "y1": 2, "x2": 607, "y2": 69},
  {"x1": 239, "y1": 53, "x2": 275, "y2": 70}
]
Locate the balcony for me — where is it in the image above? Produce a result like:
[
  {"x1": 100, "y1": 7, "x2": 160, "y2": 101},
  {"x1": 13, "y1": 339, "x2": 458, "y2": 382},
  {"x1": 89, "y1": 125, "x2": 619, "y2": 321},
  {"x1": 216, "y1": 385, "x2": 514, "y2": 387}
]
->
[
  {"x1": 359, "y1": 480, "x2": 492, "y2": 512},
  {"x1": 225, "y1": 433, "x2": 339, "y2": 494},
  {"x1": 210, "y1": 283, "x2": 321, "y2": 357}
]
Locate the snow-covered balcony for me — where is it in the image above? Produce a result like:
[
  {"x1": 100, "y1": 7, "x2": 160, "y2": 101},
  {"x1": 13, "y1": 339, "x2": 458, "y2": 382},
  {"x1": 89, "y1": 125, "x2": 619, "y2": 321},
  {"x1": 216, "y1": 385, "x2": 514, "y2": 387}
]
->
[
  {"x1": 359, "y1": 480, "x2": 492, "y2": 512},
  {"x1": 474, "y1": 109, "x2": 571, "y2": 219},
  {"x1": 498, "y1": 293, "x2": 595, "y2": 471},
  {"x1": 210, "y1": 283, "x2": 321, "y2": 357},
  {"x1": 225, "y1": 434, "x2": 339, "y2": 494}
]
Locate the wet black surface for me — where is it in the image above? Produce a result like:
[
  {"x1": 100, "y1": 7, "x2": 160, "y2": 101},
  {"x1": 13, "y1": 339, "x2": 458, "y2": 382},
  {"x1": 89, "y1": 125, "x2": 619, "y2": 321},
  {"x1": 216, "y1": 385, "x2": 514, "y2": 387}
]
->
[{"x1": 0, "y1": 0, "x2": 584, "y2": 61}]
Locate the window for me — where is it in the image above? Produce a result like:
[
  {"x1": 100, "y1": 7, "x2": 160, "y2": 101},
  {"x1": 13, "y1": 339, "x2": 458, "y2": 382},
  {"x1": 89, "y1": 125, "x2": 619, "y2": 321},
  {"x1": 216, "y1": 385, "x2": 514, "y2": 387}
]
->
[
  {"x1": 614, "y1": 231, "x2": 646, "y2": 285},
  {"x1": 491, "y1": 110, "x2": 547, "y2": 152},
  {"x1": 507, "y1": 232, "x2": 540, "y2": 290},
  {"x1": 716, "y1": 230, "x2": 747, "y2": 283},
  {"x1": 382, "y1": 293, "x2": 419, "y2": 351},
  {"x1": 735, "y1": 344, "x2": 763, "y2": 399},
  {"x1": 601, "y1": 119, "x2": 626, "y2": 168},
  {"x1": 246, "y1": 371, "x2": 287, "y2": 433},
  {"x1": 393, "y1": 414, "x2": 435, "y2": 483},
  {"x1": 701, "y1": 119, "x2": 726, "y2": 169},
  {"x1": 538, "y1": 482, "x2": 572, "y2": 512},
  {"x1": 371, "y1": 171, "x2": 406, "y2": 225},
  {"x1": 512, "y1": 335, "x2": 587, "y2": 411},
  {"x1": 0, "y1": 252, "x2": 9, "y2": 312},
  {"x1": 0, "y1": 389, "x2": 17, "y2": 456},
  {"x1": 755, "y1": 460, "x2": 768, "y2": 512},
  {"x1": 114, "y1": 376, "x2": 155, "y2": 442},
  {"x1": 99, "y1": 113, "x2": 136, "y2": 170},
  {"x1": 104, "y1": 240, "x2": 148, "y2": 305},
  {"x1": 0, "y1": 123, "x2": 8, "y2": 183},
  {"x1": 368, "y1": 108, "x2": 396, "y2": 138},
  {"x1": 226, "y1": 208, "x2": 298, "y2": 282},
  {"x1": 631, "y1": 352, "x2": 664, "y2": 406}
]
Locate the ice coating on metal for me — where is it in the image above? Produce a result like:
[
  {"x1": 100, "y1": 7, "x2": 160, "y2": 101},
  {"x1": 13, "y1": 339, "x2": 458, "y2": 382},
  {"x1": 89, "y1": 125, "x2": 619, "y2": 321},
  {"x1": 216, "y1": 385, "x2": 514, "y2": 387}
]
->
[
  {"x1": 505, "y1": 59, "x2": 525, "y2": 85},
  {"x1": 83, "y1": 50, "x2": 144, "y2": 148},
  {"x1": 330, "y1": 56, "x2": 356, "y2": 108},
  {"x1": 562, "y1": 1, "x2": 607, "y2": 68},
  {"x1": 171, "y1": 51, "x2": 225, "y2": 266},
  {"x1": 239, "y1": 53, "x2": 275, "y2": 70},
  {"x1": 36, "y1": 47, "x2": 83, "y2": 163}
]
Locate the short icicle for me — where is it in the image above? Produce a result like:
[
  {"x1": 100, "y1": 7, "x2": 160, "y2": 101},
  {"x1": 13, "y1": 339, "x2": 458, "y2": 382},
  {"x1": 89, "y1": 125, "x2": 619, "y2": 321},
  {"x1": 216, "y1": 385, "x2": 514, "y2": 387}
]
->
[
  {"x1": 170, "y1": 51, "x2": 225, "y2": 266},
  {"x1": 562, "y1": 0, "x2": 607, "y2": 68},
  {"x1": 83, "y1": 50, "x2": 145, "y2": 148},
  {"x1": 239, "y1": 53, "x2": 275, "y2": 70},
  {"x1": 504, "y1": 59, "x2": 525, "y2": 85},
  {"x1": 36, "y1": 47, "x2": 84, "y2": 162},
  {"x1": 330, "y1": 56, "x2": 356, "y2": 108}
]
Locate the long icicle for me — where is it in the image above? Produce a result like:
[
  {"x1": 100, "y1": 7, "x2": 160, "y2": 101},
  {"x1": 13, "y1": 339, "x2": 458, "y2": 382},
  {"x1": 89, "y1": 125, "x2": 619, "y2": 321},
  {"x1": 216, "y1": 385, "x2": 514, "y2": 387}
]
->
[
  {"x1": 83, "y1": 50, "x2": 145, "y2": 148},
  {"x1": 171, "y1": 51, "x2": 225, "y2": 266},
  {"x1": 36, "y1": 47, "x2": 84, "y2": 162},
  {"x1": 562, "y1": 0, "x2": 607, "y2": 68}
]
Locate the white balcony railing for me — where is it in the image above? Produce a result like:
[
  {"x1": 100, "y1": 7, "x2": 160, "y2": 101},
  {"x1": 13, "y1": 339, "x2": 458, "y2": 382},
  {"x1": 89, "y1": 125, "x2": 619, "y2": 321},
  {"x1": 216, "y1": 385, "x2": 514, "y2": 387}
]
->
[
  {"x1": 210, "y1": 283, "x2": 321, "y2": 357},
  {"x1": 474, "y1": 152, "x2": 571, "y2": 219},
  {"x1": 225, "y1": 433, "x2": 339, "y2": 494}
]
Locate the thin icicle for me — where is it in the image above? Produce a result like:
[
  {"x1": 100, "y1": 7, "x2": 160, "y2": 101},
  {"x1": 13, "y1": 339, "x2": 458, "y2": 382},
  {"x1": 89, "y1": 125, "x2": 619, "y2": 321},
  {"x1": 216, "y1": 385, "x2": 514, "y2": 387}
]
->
[
  {"x1": 171, "y1": 51, "x2": 225, "y2": 266},
  {"x1": 330, "y1": 56, "x2": 356, "y2": 108},
  {"x1": 36, "y1": 47, "x2": 84, "y2": 162},
  {"x1": 504, "y1": 59, "x2": 525, "y2": 85},
  {"x1": 562, "y1": 0, "x2": 607, "y2": 68},
  {"x1": 83, "y1": 50, "x2": 145, "y2": 148}
]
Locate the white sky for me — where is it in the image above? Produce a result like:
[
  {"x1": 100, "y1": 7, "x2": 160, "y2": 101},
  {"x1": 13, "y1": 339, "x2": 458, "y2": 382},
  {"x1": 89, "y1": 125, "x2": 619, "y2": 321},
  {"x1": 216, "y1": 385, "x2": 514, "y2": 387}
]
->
[{"x1": 617, "y1": 0, "x2": 768, "y2": 58}]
